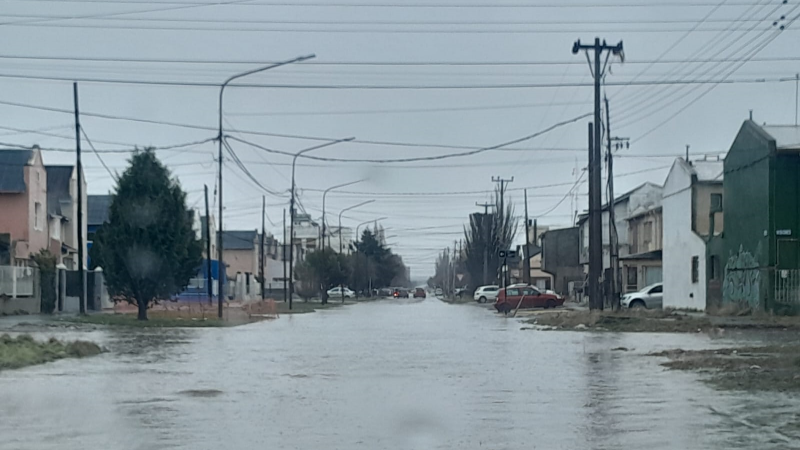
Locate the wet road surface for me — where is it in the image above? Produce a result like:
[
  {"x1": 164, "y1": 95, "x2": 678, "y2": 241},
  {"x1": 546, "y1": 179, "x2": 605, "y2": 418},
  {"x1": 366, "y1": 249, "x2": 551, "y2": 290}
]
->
[{"x1": 2, "y1": 297, "x2": 799, "y2": 449}]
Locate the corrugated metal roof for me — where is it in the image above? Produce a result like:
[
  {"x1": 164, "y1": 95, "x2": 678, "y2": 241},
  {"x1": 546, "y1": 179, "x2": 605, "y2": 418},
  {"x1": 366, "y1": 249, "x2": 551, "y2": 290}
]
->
[
  {"x1": 762, "y1": 125, "x2": 800, "y2": 150},
  {"x1": 690, "y1": 159, "x2": 724, "y2": 182},
  {"x1": 45, "y1": 165, "x2": 73, "y2": 216},
  {"x1": 0, "y1": 149, "x2": 33, "y2": 193},
  {"x1": 88, "y1": 195, "x2": 111, "y2": 225},
  {"x1": 219, "y1": 230, "x2": 258, "y2": 250}
]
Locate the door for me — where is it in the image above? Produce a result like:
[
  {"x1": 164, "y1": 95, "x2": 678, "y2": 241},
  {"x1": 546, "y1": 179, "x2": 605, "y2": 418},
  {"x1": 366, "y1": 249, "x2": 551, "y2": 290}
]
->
[
  {"x1": 522, "y1": 287, "x2": 542, "y2": 308},
  {"x1": 647, "y1": 284, "x2": 663, "y2": 308},
  {"x1": 505, "y1": 287, "x2": 522, "y2": 307}
]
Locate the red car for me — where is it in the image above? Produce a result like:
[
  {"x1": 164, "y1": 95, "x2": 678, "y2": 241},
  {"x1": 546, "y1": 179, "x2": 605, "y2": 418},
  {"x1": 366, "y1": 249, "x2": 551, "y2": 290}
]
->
[
  {"x1": 494, "y1": 284, "x2": 564, "y2": 313},
  {"x1": 413, "y1": 288, "x2": 426, "y2": 298}
]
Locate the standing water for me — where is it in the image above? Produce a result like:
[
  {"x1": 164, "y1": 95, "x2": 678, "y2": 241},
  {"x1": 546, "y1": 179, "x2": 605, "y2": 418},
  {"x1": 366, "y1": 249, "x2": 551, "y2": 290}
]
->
[{"x1": 1, "y1": 298, "x2": 797, "y2": 449}]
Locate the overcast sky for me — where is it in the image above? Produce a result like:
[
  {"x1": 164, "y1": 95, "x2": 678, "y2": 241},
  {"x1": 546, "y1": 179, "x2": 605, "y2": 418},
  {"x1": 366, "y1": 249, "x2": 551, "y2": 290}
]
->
[{"x1": 1, "y1": 0, "x2": 798, "y2": 278}]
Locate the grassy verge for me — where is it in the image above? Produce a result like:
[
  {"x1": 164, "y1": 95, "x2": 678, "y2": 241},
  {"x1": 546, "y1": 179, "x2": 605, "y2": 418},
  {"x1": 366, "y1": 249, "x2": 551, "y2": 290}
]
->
[
  {"x1": 0, "y1": 334, "x2": 103, "y2": 371},
  {"x1": 526, "y1": 309, "x2": 715, "y2": 333},
  {"x1": 650, "y1": 344, "x2": 800, "y2": 392},
  {"x1": 440, "y1": 296, "x2": 475, "y2": 305},
  {"x1": 66, "y1": 313, "x2": 230, "y2": 328}
]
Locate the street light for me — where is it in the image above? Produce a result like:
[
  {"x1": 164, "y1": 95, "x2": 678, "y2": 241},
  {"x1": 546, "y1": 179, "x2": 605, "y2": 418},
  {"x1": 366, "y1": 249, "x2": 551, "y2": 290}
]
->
[
  {"x1": 288, "y1": 138, "x2": 354, "y2": 310},
  {"x1": 321, "y1": 179, "x2": 364, "y2": 251},
  {"x1": 216, "y1": 54, "x2": 314, "y2": 319},
  {"x1": 337, "y1": 200, "x2": 375, "y2": 254}
]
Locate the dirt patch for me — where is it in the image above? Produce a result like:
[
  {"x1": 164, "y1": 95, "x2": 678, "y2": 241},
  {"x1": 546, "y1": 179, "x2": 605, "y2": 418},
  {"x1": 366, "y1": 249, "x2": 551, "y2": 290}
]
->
[
  {"x1": 527, "y1": 309, "x2": 715, "y2": 333},
  {"x1": 0, "y1": 334, "x2": 103, "y2": 371},
  {"x1": 649, "y1": 344, "x2": 800, "y2": 392}
]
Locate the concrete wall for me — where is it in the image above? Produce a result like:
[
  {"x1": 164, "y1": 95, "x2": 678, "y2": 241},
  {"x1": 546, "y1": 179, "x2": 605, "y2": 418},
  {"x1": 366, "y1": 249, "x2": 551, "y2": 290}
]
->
[
  {"x1": 663, "y1": 161, "x2": 707, "y2": 310},
  {"x1": 224, "y1": 247, "x2": 258, "y2": 279}
]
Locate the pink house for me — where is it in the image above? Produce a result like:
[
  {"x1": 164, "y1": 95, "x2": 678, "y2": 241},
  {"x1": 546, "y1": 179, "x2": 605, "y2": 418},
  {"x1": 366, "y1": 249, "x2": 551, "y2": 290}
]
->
[{"x1": 0, "y1": 148, "x2": 49, "y2": 265}]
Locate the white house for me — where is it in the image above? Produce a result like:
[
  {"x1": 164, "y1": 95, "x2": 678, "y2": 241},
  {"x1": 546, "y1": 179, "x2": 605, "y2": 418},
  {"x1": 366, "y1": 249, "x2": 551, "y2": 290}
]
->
[{"x1": 662, "y1": 157, "x2": 723, "y2": 310}]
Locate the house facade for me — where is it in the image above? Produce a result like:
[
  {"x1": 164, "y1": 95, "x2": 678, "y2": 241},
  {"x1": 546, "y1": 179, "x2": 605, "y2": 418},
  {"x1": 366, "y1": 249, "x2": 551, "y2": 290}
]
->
[
  {"x1": 662, "y1": 157, "x2": 724, "y2": 311},
  {"x1": 620, "y1": 206, "x2": 663, "y2": 293},
  {"x1": 45, "y1": 165, "x2": 87, "y2": 269},
  {"x1": 722, "y1": 121, "x2": 800, "y2": 313},
  {"x1": 0, "y1": 148, "x2": 49, "y2": 265},
  {"x1": 541, "y1": 227, "x2": 584, "y2": 296}
]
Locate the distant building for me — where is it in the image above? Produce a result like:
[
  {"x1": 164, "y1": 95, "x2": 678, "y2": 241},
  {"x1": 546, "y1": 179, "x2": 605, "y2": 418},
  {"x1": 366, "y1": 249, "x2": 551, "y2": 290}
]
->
[
  {"x1": 540, "y1": 227, "x2": 583, "y2": 296},
  {"x1": 620, "y1": 206, "x2": 663, "y2": 293},
  {"x1": 721, "y1": 121, "x2": 800, "y2": 313},
  {"x1": 45, "y1": 165, "x2": 87, "y2": 269},
  {"x1": 662, "y1": 157, "x2": 723, "y2": 311},
  {"x1": 0, "y1": 148, "x2": 49, "y2": 265}
]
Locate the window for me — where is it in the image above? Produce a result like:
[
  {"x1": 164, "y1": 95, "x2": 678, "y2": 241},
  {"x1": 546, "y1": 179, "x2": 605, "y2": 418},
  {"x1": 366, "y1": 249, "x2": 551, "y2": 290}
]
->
[
  {"x1": 710, "y1": 255, "x2": 720, "y2": 280},
  {"x1": 643, "y1": 221, "x2": 653, "y2": 249},
  {"x1": 523, "y1": 287, "x2": 539, "y2": 296},
  {"x1": 691, "y1": 256, "x2": 699, "y2": 283},
  {"x1": 506, "y1": 288, "x2": 520, "y2": 296},
  {"x1": 650, "y1": 284, "x2": 663, "y2": 294},
  {"x1": 710, "y1": 193, "x2": 723, "y2": 212},
  {"x1": 34, "y1": 202, "x2": 42, "y2": 230},
  {"x1": 627, "y1": 266, "x2": 638, "y2": 287}
]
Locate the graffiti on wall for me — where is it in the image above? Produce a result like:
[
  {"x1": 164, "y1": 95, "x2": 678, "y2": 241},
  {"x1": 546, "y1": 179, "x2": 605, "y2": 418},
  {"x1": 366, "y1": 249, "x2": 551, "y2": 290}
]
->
[{"x1": 722, "y1": 244, "x2": 761, "y2": 309}]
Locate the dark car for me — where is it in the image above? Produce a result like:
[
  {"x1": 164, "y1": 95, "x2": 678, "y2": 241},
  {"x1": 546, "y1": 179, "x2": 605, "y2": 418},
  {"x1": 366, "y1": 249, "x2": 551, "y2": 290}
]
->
[
  {"x1": 494, "y1": 284, "x2": 564, "y2": 313},
  {"x1": 413, "y1": 288, "x2": 426, "y2": 298},
  {"x1": 393, "y1": 288, "x2": 409, "y2": 298}
]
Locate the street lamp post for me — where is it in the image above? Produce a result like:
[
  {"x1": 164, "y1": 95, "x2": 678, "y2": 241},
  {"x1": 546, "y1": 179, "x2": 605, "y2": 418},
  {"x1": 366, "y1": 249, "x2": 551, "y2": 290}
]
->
[
  {"x1": 288, "y1": 138, "x2": 354, "y2": 310},
  {"x1": 321, "y1": 179, "x2": 364, "y2": 251},
  {"x1": 338, "y1": 200, "x2": 375, "y2": 254},
  {"x1": 355, "y1": 217, "x2": 387, "y2": 299},
  {"x1": 217, "y1": 54, "x2": 314, "y2": 319}
]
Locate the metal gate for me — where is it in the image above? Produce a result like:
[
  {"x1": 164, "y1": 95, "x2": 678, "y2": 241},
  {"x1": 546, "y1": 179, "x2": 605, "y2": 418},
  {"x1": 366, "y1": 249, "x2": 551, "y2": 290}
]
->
[{"x1": 775, "y1": 269, "x2": 800, "y2": 305}]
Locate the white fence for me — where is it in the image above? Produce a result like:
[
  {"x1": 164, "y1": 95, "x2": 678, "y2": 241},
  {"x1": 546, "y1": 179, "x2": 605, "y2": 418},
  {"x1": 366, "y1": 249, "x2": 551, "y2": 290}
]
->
[
  {"x1": 0, "y1": 266, "x2": 37, "y2": 298},
  {"x1": 775, "y1": 269, "x2": 800, "y2": 305}
]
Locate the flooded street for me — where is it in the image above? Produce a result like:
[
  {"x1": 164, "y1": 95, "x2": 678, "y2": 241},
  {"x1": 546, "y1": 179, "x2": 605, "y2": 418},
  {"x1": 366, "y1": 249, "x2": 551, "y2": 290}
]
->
[{"x1": 2, "y1": 298, "x2": 799, "y2": 449}]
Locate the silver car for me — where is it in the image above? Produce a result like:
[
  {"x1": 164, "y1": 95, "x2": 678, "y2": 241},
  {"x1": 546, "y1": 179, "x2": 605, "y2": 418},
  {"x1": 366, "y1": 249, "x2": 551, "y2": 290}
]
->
[
  {"x1": 473, "y1": 285, "x2": 500, "y2": 303},
  {"x1": 621, "y1": 282, "x2": 663, "y2": 309}
]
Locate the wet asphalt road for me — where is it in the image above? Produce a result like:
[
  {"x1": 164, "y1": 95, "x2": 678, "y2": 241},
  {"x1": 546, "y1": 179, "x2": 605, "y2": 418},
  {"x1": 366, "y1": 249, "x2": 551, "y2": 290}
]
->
[{"x1": 1, "y1": 297, "x2": 799, "y2": 449}]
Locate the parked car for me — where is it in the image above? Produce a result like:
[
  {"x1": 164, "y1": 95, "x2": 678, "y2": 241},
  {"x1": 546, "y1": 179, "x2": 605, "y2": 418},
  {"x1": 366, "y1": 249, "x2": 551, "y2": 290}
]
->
[
  {"x1": 393, "y1": 288, "x2": 409, "y2": 298},
  {"x1": 494, "y1": 284, "x2": 564, "y2": 313},
  {"x1": 378, "y1": 288, "x2": 393, "y2": 297},
  {"x1": 434, "y1": 287, "x2": 443, "y2": 296},
  {"x1": 327, "y1": 287, "x2": 355, "y2": 299},
  {"x1": 413, "y1": 287, "x2": 426, "y2": 298},
  {"x1": 473, "y1": 285, "x2": 500, "y2": 303},
  {"x1": 620, "y1": 283, "x2": 663, "y2": 309}
]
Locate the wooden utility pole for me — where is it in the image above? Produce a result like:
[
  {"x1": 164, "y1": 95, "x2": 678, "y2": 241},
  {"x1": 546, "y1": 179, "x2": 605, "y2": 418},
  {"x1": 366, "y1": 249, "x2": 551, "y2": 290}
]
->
[
  {"x1": 524, "y1": 189, "x2": 531, "y2": 285},
  {"x1": 491, "y1": 176, "x2": 513, "y2": 287},
  {"x1": 605, "y1": 96, "x2": 628, "y2": 311},
  {"x1": 73, "y1": 83, "x2": 86, "y2": 314},
  {"x1": 204, "y1": 185, "x2": 213, "y2": 305},
  {"x1": 260, "y1": 195, "x2": 266, "y2": 301},
  {"x1": 573, "y1": 37, "x2": 623, "y2": 311},
  {"x1": 282, "y1": 208, "x2": 287, "y2": 303}
]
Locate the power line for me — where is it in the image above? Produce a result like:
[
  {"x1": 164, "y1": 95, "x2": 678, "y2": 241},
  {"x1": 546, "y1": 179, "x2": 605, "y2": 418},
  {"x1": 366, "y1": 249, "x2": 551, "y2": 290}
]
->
[
  {"x1": 2, "y1": 0, "x2": 775, "y2": 6},
  {"x1": 80, "y1": 125, "x2": 118, "y2": 181}
]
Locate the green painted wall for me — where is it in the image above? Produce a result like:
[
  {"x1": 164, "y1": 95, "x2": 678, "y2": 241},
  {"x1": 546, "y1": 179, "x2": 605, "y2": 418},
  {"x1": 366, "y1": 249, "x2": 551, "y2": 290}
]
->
[{"x1": 722, "y1": 121, "x2": 773, "y2": 311}]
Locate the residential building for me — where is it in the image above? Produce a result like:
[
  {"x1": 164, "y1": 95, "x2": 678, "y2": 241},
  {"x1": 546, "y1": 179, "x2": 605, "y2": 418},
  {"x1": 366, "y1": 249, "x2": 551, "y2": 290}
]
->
[
  {"x1": 662, "y1": 157, "x2": 724, "y2": 311},
  {"x1": 87, "y1": 194, "x2": 111, "y2": 266},
  {"x1": 45, "y1": 165, "x2": 87, "y2": 269},
  {"x1": 521, "y1": 224, "x2": 552, "y2": 290},
  {"x1": 577, "y1": 182, "x2": 663, "y2": 274},
  {"x1": 722, "y1": 121, "x2": 800, "y2": 313},
  {"x1": 220, "y1": 229, "x2": 260, "y2": 279},
  {"x1": 0, "y1": 148, "x2": 48, "y2": 265},
  {"x1": 540, "y1": 227, "x2": 584, "y2": 296},
  {"x1": 198, "y1": 215, "x2": 217, "y2": 260},
  {"x1": 620, "y1": 206, "x2": 663, "y2": 293},
  {"x1": 292, "y1": 213, "x2": 320, "y2": 260},
  {"x1": 327, "y1": 225, "x2": 354, "y2": 253}
]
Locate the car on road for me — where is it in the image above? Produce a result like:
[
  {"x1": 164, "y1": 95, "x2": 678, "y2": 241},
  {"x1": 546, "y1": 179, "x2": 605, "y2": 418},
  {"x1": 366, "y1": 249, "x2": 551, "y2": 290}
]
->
[
  {"x1": 393, "y1": 288, "x2": 409, "y2": 298},
  {"x1": 494, "y1": 284, "x2": 564, "y2": 313},
  {"x1": 327, "y1": 287, "x2": 355, "y2": 299},
  {"x1": 621, "y1": 282, "x2": 663, "y2": 309},
  {"x1": 473, "y1": 285, "x2": 500, "y2": 303},
  {"x1": 434, "y1": 287, "x2": 443, "y2": 296},
  {"x1": 454, "y1": 287, "x2": 469, "y2": 298},
  {"x1": 413, "y1": 287, "x2": 426, "y2": 298}
]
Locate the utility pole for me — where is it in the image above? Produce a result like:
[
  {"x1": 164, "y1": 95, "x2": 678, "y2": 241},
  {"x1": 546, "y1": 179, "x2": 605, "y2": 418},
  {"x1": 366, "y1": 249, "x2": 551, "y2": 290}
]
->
[
  {"x1": 795, "y1": 73, "x2": 799, "y2": 126},
  {"x1": 523, "y1": 189, "x2": 531, "y2": 285},
  {"x1": 73, "y1": 83, "x2": 86, "y2": 314},
  {"x1": 283, "y1": 208, "x2": 287, "y2": 303},
  {"x1": 605, "y1": 96, "x2": 628, "y2": 311},
  {"x1": 204, "y1": 185, "x2": 213, "y2": 305},
  {"x1": 476, "y1": 202, "x2": 493, "y2": 286},
  {"x1": 452, "y1": 240, "x2": 458, "y2": 292},
  {"x1": 260, "y1": 196, "x2": 266, "y2": 301},
  {"x1": 573, "y1": 37, "x2": 623, "y2": 311}
]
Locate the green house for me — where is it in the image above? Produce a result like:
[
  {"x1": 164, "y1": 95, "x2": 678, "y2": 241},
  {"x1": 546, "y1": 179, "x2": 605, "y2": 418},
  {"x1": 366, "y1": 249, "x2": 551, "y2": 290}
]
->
[{"x1": 723, "y1": 120, "x2": 800, "y2": 313}]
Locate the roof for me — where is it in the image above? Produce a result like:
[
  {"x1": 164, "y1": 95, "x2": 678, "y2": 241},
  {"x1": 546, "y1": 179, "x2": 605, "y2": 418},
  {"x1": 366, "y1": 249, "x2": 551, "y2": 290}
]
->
[
  {"x1": 220, "y1": 230, "x2": 258, "y2": 250},
  {"x1": 0, "y1": 149, "x2": 33, "y2": 193},
  {"x1": 45, "y1": 166, "x2": 74, "y2": 216},
  {"x1": 627, "y1": 205, "x2": 663, "y2": 221},
  {"x1": 88, "y1": 195, "x2": 112, "y2": 226},
  {"x1": 677, "y1": 158, "x2": 724, "y2": 182},
  {"x1": 762, "y1": 125, "x2": 800, "y2": 151}
]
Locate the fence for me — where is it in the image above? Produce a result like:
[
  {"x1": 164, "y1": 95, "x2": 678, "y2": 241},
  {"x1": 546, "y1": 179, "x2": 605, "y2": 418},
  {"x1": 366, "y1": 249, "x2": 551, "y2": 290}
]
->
[
  {"x1": 0, "y1": 266, "x2": 37, "y2": 297},
  {"x1": 775, "y1": 269, "x2": 800, "y2": 305}
]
